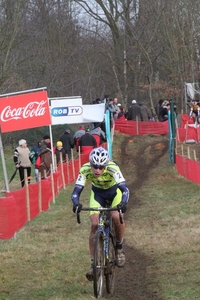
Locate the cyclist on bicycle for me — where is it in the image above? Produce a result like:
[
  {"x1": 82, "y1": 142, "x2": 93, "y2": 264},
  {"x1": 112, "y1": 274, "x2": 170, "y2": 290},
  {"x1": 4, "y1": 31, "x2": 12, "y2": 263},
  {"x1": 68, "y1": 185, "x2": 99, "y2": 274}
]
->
[{"x1": 71, "y1": 147, "x2": 129, "y2": 281}]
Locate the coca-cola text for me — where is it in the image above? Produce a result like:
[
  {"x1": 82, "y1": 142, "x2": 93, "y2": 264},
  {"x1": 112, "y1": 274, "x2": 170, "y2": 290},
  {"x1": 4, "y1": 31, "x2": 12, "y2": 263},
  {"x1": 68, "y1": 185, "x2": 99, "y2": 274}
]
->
[{"x1": 1, "y1": 101, "x2": 47, "y2": 122}]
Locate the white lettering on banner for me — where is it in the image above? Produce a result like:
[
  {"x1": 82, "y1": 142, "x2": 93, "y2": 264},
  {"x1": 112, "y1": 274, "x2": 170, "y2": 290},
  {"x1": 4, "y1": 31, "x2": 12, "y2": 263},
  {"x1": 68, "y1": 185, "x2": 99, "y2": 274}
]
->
[
  {"x1": 1, "y1": 101, "x2": 47, "y2": 122},
  {"x1": 51, "y1": 106, "x2": 83, "y2": 117}
]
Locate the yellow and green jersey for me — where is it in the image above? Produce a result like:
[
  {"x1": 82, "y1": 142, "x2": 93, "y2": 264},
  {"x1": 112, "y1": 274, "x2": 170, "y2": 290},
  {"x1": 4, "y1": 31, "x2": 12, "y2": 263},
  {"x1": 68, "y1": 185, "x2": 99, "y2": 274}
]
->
[
  {"x1": 71, "y1": 161, "x2": 129, "y2": 205},
  {"x1": 75, "y1": 161, "x2": 126, "y2": 189}
]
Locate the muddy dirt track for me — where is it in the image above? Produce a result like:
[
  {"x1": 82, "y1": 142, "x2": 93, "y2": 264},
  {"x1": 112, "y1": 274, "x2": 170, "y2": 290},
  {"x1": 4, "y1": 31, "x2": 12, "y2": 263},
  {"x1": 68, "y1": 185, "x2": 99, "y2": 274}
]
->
[{"x1": 111, "y1": 134, "x2": 169, "y2": 300}]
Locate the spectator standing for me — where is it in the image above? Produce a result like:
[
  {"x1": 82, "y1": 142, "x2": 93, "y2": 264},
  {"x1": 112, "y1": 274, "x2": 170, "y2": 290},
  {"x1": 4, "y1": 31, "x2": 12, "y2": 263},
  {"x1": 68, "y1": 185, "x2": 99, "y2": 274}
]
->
[
  {"x1": 79, "y1": 128, "x2": 97, "y2": 154},
  {"x1": 60, "y1": 129, "x2": 74, "y2": 161},
  {"x1": 13, "y1": 139, "x2": 32, "y2": 187},
  {"x1": 107, "y1": 98, "x2": 116, "y2": 128},
  {"x1": 92, "y1": 98, "x2": 102, "y2": 105},
  {"x1": 158, "y1": 100, "x2": 170, "y2": 122},
  {"x1": 139, "y1": 102, "x2": 152, "y2": 121},
  {"x1": 113, "y1": 97, "x2": 120, "y2": 119},
  {"x1": 41, "y1": 134, "x2": 56, "y2": 156},
  {"x1": 91, "y1": 98, "x2": 103, "y2": 129},
  {"x1": 127, "y1": 100, "x2": 143, "y2": 121},
  {"x1": 43, "y1": 134, "x2": 51, "y2": 148},
  {"x1": 103, "y1": 94, "x2": 110, "y2": 106},
  {"x1": 55, "y1": 141, "x2": 66, "y2": 165},
  {"x1": 95, "y1": 98, "x2": 102, "y2": 104},
  {"x1": 155, "y1": 99, "x2": 164, "y2": 121},
  {"x1": 90, "y1": 127, "x2": 107, "y2": 147},
  {"x1": 38, "y1": 144, "x2": 52, "y2": 178},
  {"x1": 117, "y1": 104, "x2": 125, "y2": 119},
  {"x1": 73, "y1": 125, "x2": 85, "y2": 152},
  {"x1": 30, "y1": 138, "x2": 43, "y2": 182}
]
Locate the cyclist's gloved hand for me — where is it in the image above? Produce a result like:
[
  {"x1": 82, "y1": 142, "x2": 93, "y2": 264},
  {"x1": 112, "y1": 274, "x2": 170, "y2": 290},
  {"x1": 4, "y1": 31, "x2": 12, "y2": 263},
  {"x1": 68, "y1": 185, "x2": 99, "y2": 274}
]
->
[
  {"x1": 117, "y1": 202, "x2": 126, "y2": 213},
  {"x1": 73, "y1": 203, "x2": 82, "y2": 214}
]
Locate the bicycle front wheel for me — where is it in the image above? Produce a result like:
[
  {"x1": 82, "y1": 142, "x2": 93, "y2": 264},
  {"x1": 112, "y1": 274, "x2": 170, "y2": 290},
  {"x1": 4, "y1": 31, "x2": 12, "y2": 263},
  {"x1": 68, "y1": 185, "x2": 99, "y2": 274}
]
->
[
  {"x1": 105, "y1": 233, "x2": 116, "y2": 295},
  {"x1": 93, "y1": 231, "x2": 105, "y2": 298}
]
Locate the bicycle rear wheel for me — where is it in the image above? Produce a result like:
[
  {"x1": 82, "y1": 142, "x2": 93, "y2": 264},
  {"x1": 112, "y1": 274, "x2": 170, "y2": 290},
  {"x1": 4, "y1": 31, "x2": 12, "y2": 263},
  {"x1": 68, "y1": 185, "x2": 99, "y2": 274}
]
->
[
  {"x1": 93, "y1": 231, "x2": 105, "y2": 298},
  {"x1": 105, "y1": 233, "x2": 116, "y2": 295}
]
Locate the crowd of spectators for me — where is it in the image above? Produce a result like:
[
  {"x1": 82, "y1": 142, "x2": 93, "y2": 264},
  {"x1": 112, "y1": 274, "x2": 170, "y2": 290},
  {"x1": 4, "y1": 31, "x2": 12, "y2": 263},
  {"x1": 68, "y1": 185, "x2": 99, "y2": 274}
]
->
[
  {"x1": 125, "y1": 100, "x2": 153, "y2": 121},
  {"x1": 154, "y1": 99, "x2": 178, "y2": 122},
  {"x1": 14, "y1": 120, "x2": 108, "y2": 185},
  {"x1": 14, "y1": 94, "x2": 178, "y2": 186},
  {"x1": 91, "y1": 95, "x2": 160, "y2": 123}
]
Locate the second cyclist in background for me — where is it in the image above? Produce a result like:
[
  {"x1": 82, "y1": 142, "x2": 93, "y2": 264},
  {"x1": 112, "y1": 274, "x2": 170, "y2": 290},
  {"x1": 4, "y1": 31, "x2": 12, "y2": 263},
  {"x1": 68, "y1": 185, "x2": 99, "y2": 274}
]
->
[{"x1": 71, "y1": 147, "x2": 129, "y2": 281}]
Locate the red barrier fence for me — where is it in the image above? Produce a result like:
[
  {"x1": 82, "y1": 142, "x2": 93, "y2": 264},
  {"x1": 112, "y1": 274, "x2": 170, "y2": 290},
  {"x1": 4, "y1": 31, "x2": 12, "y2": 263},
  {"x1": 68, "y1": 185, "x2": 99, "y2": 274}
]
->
[
  {"x1": 114, "y1": 115, "x2": 200, "y2": 143},
  {"x1": 1, "y1": 117, "x2": 199, "y2": 240},
  {"x1": 115, "y1": 119, "x2": 169, "y2": 135},
  {"x1": 177, "y1": 114, "x2": 200, "y2": 142},
  {"x1": 175, "y1": 154, "x2": 200, "y2": 184},
  {"x1": 0, "y1": 145, "x2": 104, "y2": 240},
  {"x1": 114, "y1": 118, "x2": 200, "y2": 209}
]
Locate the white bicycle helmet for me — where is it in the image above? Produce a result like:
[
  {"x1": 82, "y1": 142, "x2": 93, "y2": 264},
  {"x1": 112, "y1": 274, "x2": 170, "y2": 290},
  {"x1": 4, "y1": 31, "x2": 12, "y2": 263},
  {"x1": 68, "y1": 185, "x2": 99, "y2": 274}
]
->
[{"x1": 89, "y1": 147, "x2": 110, "y2": 167}]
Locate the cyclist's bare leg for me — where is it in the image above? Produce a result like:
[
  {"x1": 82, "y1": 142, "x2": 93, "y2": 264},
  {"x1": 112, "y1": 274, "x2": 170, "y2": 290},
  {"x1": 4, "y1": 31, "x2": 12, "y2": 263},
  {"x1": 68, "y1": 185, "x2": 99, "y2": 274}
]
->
[
  {"x1": 111, "y1": 210, "x2": 125, "y2": 242},
  {"x1": 86, "y1": 213, "x2": 99, "y2": 281},
  {"x1": 111, "y1": 210, "x2": 126, "y2": 267},
  {"x1": 89, "y1": 213, "x2": 99, "y2": 257}
]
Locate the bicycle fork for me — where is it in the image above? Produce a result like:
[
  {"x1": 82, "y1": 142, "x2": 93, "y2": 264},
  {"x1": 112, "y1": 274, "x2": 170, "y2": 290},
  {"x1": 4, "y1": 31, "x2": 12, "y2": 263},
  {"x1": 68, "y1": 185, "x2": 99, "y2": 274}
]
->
[{"x1": 104, "y1": 222, "x2": 116, "y2": 275}]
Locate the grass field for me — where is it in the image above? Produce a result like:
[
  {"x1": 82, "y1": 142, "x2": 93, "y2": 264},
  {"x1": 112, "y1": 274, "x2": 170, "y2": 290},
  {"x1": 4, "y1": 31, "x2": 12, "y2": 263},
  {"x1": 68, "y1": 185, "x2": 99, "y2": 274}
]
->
[{"x1": 1, "y1": 133, "x2": 200, "y2": 300}]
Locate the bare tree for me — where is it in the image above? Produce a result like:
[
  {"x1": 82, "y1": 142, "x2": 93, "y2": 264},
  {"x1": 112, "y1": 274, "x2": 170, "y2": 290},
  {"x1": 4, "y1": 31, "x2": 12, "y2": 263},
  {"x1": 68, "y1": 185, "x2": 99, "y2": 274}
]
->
[{"x1": 0, "y1": 0, "x2": 26, "y2": 91}]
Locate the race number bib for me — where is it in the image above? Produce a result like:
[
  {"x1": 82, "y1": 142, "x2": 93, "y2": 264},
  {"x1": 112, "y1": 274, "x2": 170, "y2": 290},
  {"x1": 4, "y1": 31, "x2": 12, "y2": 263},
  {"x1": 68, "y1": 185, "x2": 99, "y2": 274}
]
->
[
  {"x1": 75, "y1": 174, "x2": 86, "y2": 186},
  {"x1": 113, "y1": 171, "x2": 125, "y2": 183}
]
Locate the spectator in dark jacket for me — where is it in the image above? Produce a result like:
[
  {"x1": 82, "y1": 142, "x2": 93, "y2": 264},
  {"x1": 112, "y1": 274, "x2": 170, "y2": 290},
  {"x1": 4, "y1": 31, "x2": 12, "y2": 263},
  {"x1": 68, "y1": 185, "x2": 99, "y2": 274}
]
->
[
  {"x1": 139, "y1": 102, "x2": 152, "y2": 121},
  {"x1": 60, "y1": 129, "x2": 74, "y2": 161},
  {"x1": 127, "y1": 100, "x2": 143, "y2": 121},
  {"x1": 78, "y1": 128, "x2": 97, "y2": 154},
  {"x1": 38, "y1": 144, "x2": 52, "y2": 178},
  {"x1": 107, "y1": 98, "x2": 116, "y2": 128},
  {"x1": 55, "y1": 141, "x2": 66, "y2": 165},
  {"x1": 90, "y1": 127, "x2": 106, "y2": 147},
  {"x1": 155, "y1": 99, "x2": 164, "y2": 121},
  {"x1": 158, "y1": 100, "x2": 170, "y2": 122},
  {"x1": 30, "y1": 138, "x2": 43, "y2": 182},
  {"x1": 73, "y1": 125, "x2": 85, "y2": 152},
  {"x1": 43, "y1": 134, "x2": 51, "y2": 149},
  {"x1": 42, "y1": 134, "x2": 56, "y2": 154}
]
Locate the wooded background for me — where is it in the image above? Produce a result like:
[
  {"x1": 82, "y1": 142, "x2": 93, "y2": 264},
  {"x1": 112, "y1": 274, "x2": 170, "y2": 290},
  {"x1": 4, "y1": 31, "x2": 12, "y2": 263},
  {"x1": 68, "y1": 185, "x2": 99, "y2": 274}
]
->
[{"x1": 0, "y1": 0, "x2": 200, "y2": 144}]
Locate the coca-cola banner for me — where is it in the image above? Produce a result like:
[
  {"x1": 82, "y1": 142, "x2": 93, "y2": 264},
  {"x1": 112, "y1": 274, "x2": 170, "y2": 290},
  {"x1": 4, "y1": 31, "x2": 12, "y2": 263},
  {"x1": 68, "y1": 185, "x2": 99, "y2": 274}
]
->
[{"x1": 0, "y1": 90, "x2": 51, "y2": 133}]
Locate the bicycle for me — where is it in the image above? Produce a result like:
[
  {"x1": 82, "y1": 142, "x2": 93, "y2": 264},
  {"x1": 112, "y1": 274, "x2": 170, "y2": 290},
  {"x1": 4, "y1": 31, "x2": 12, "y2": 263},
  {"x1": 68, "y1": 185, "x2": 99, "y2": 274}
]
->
[{"x1": 76, "y1": 202, "x2": 123, "y2": 299}]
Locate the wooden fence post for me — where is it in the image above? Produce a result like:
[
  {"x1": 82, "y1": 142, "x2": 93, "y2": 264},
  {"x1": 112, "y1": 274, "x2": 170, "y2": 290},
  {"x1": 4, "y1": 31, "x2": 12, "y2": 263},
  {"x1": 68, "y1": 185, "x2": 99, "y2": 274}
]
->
[
  {"x1": 71, "y1": 149, "x2": 75, "y2": 181},
  {"x1": 50, "y1": 164, "x2": 55, "y2": 204},
  {"x1": 38, "y1": 172, "x2": 42, "y2": 213},
  {"x1": 24, "y1": 169, "x2": 30, "y2": 222},
  {"x1": 60, "y1": 152, "x2": 65, "y2": 190},
  {"x1": 66, "y1": 155, "x2": 70, "y2": 184},
  {"x1": 136, "y1": 116, "x2": 139, "y2": 135}
]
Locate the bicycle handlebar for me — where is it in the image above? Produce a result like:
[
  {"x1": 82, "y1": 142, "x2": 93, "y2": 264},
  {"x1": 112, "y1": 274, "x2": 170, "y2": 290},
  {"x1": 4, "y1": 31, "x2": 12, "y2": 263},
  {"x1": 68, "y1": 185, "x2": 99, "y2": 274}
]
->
[{"x1": 75, "y1": 207, "x2": 123, "y2": 224}]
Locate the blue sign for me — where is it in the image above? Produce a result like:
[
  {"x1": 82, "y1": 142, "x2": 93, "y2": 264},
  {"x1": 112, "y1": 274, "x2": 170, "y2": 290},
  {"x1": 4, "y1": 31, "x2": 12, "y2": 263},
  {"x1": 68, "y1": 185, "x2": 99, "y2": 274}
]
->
[{"x1": 51, "y1": 106, "x2": 82, "y2": 117}]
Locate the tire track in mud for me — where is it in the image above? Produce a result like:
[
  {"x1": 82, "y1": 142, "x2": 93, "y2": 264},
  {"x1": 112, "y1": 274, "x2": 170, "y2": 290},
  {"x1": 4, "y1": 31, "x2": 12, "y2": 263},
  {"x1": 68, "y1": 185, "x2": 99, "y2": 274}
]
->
[
  {"x1": 121, "y1": 135, "x2": 169, "y2": 208},
  {"x1": 112, "y1": 135, "x2": 169, "y2": 300}
]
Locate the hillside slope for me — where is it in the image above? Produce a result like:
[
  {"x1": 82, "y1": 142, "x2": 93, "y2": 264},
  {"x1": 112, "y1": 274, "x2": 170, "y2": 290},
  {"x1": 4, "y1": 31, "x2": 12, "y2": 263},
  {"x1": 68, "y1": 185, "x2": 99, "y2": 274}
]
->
[
  {"x1": 1, "y1": 133, "x2": 200, "y2": 300},
  {"x1": 112, "y1": 132, "x2": 200, "y2": 300}
]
